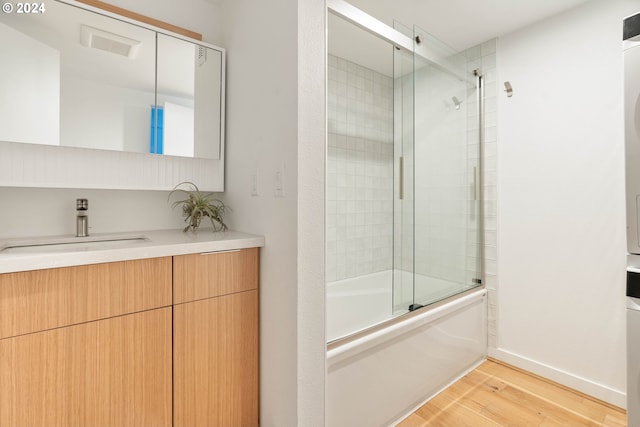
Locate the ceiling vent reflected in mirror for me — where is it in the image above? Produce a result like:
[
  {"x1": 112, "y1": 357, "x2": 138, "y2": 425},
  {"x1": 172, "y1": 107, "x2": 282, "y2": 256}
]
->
[
  {"x1": 80, "y1": 25, "x2": 141, "y2": 59},
  {"x1": 197, "y1": 45, "x2": 207, "y2": 67}
]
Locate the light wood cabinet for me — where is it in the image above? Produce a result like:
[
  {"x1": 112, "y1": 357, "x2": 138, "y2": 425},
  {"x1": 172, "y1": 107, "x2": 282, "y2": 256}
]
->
[
  {"x1": 0, "y1": 257, "x2": 173, "y2": 427},
  {"x1": 0, "y1": 307, "x2": 172, "y2": 427},
  {"x1": 173, "y1": 247, "x2": 259, "y2": 304},
  {"x1": 0, "y1": 257, "x2": 172, "y2": 339},
  {"x1": 174, "y1": 291, "x2": 259, "y2": 427},
  {"x1": 0, "y1": 247, "x2": 260, "y2": 427},
  {"x1": 173, "y1": 248, "x2": 259, "y2": 427}
]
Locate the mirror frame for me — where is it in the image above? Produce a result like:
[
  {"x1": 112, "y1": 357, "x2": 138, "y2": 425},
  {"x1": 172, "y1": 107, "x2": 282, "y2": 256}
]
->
[{"x1": 0, "y1": 0, "x2": 226, "y2": 191}]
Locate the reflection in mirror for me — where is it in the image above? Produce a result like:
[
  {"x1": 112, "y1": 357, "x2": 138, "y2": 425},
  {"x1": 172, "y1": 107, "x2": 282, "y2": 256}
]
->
[
  {"x1": 0, "y1": 0, "x2": 156, "y2": 151},
  {"x1": 0, "y1": 0, "x2": 224, "y2": 160},
  {"x1": 156, "y1": 34, "x2": 222, "y2": 159}
]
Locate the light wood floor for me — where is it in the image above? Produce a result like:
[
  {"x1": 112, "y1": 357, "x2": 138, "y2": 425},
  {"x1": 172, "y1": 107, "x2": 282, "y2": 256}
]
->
[{"x1": 397, "y1": 359, "x2": 626, "y2": 427}]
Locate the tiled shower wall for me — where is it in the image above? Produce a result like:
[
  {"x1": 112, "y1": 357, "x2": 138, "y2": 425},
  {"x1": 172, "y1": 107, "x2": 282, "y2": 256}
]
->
[
  {"x1": 326, "y1": 55, "x2": 394, "y2": 283},
  {"x1": 472, "y1": 39, "x2": 498, "y2": 349}
]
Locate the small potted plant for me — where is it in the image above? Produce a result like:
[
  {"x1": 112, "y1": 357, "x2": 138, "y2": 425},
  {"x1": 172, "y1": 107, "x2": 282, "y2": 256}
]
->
[{"x1": 168, "y1": 181, "x2": 228, "y2": 232}]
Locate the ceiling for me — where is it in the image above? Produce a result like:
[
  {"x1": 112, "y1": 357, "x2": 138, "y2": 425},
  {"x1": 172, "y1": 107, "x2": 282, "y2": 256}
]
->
[
  {"x1": 345, "y1": 0, "x2": 592, "y2": 52},
  {"x1": 329, "y1": 0, "x2": 592, "y2": 77}
]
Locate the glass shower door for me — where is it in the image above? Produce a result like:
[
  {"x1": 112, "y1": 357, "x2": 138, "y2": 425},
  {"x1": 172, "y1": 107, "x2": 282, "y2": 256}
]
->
[
  {"x1": 411, "y1": 25, "x2": 482, "y2": 307},
  {"x1": 392, "y1": 21, "x2": 415, "y2": 316},
  {"x1": 325, "y1": 12, "x2": 483, "y2": 342},
  {"x1": 326, "y1": 12, "x2": 399, "y2": 341}
]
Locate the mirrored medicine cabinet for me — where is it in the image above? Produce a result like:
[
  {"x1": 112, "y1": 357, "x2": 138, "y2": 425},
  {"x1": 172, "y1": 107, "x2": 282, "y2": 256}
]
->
[{"x1": 0, "y1": 0, "x2": 226, "y2": 191}]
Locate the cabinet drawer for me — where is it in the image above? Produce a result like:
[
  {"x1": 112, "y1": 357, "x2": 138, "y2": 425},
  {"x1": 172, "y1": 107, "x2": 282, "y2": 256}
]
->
[
  {"x1": 0, "y1": 257, "x2": 172, "y2": 339},
  {"x1": 173, "y1": 247, "x2": 259, "y2": 304}
]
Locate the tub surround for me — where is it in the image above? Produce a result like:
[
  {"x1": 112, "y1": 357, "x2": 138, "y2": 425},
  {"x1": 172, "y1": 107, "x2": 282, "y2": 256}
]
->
[
  {"x1": 327, "y1": 288, "x2": 487, "y2": 426},
  {"x1": 0, "y1": 228, "x2": 264, "y2": 274}
]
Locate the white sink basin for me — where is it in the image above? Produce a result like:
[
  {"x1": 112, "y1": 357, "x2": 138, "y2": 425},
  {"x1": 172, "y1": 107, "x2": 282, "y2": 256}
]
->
[{"x1": 0, "y1": 234, "x2": 149, "y2": 254}]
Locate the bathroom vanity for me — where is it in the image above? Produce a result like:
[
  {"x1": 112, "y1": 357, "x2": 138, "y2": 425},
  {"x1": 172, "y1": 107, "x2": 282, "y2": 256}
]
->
[{"x1": 0, "y1": 230, "x2": 263, "y2": 427}]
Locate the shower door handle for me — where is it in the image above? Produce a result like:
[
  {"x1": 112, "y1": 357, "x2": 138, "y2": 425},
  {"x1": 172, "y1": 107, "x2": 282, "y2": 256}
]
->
[
  {"x1": 399, "y1": 156, "x2": 404, "y2": 200},
  {"x1": 473, "y1": 166, "x2": 478, "y2": 201}
]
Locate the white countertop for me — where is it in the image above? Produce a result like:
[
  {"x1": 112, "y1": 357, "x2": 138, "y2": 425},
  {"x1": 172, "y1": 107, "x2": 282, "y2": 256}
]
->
[{"x1": 0, "y1": 229, "x2": 265, "y2": 274}]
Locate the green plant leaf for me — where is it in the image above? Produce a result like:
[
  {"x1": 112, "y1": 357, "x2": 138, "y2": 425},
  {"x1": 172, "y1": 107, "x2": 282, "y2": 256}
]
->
[{"x1": 168, "y1": 181, "x2": 229, "y2": 232}]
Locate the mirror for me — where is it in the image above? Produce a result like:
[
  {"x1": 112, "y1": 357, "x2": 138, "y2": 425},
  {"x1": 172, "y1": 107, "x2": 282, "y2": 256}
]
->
[
  {"x1": 0, "y1": 0, "x2": 224, "y2": 160},
  {"x1": 157, "y1": 34, "x2": 222, "y2": 159}
]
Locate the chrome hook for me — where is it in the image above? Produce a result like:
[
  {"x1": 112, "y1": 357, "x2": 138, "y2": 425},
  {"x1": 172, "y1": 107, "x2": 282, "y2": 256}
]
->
[{"x1": 504, "y1": 81, "x2": 513, "y2": 97}]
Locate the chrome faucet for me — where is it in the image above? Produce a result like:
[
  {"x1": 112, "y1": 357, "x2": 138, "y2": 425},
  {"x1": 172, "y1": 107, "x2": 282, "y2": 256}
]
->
[{"x1": 76, "y1": 198, "x2": 89, "y2": 237}]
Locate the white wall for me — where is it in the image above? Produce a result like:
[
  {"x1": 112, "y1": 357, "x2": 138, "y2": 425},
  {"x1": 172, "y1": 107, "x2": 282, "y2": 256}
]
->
[
  {"x1": 101, "y1": 0, "x2": 223, "y2": 44},
  {"x1": 217, "y1": 0, "x2": 297, "y2": 423},
  {"x1": 61, "y1": 77, "x2": 153, "y2": 153},
  {"x1": 495, "y1": 0, "x2": 636, "y2": 407},
  {"x1": 163, "y1": 101, "x2": 194, "y2": 157},
  {"x1": 297, "y1": 1, "x2": 327, "y2": 424},
  {"x1": 0, "y1": 23, "x2": 59, "y2": 146},
  {"x1": 194, "y1": 47, "x2": 222, "y2": 160},
  {"x1": 219, "y1": 0, "x2": 326, "y2": 425},
  {"x1": 0, "y1": 187, "x2": 186, "y2": 238}
]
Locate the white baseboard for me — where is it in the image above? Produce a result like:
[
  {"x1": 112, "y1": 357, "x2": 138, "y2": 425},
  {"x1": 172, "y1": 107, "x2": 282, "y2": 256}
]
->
[{"x1": 488, "y1": 347, "x2": 626, "y2": 409}]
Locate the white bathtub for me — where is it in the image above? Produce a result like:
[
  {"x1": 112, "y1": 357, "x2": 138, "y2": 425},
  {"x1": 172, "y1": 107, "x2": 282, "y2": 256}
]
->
[
  {"x1": 326, "y1": 270, "x2": 394, "y2": 342},
  {"x1": 327, "y1": 269, "x2": 477, "y2": 342},
  {"x1": 327, "y1": 286, "x2": 487, "y2": 426}
]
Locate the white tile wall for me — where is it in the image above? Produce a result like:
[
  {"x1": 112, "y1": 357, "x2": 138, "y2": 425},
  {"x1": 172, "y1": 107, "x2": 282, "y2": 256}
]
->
[
  {"x1": 476, "y1": 39, "x2": 498, "y2": 348},
  {"x1": 451, "y1": 39, "x2": 499, "y2": 346},
  {"x1": 326, "y1": 55, "x2": 394, "y2": 282}
]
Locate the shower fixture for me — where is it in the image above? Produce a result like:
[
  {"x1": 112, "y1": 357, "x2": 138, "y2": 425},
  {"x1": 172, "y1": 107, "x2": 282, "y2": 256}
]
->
[
  {"x1": 452, "y1": 96, "x2": 461, "y2": 110},
  {"x1": 504, "y1": 81, "x2": 513, "y2": 97}
]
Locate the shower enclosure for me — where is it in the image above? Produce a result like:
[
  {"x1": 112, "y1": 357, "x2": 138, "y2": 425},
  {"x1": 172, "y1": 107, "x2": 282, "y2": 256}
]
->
[{"x1": 326, "y1": 1, "x2": 483, "y2": 342}]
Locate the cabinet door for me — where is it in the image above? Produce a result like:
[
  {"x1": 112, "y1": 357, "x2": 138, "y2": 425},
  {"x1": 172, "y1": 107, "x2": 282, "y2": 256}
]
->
[
  {"x1": 174, "y1": 290, "x2": 259, "y2": 427},
  {"x1": 0, "y1": 308, "x2": 172, "y2": 427}
]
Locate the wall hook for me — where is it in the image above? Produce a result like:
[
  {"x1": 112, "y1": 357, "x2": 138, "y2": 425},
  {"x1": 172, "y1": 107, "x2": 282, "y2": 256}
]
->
[{"x1": 504, "y1": 81, "x2": 513, "y2": 97}]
